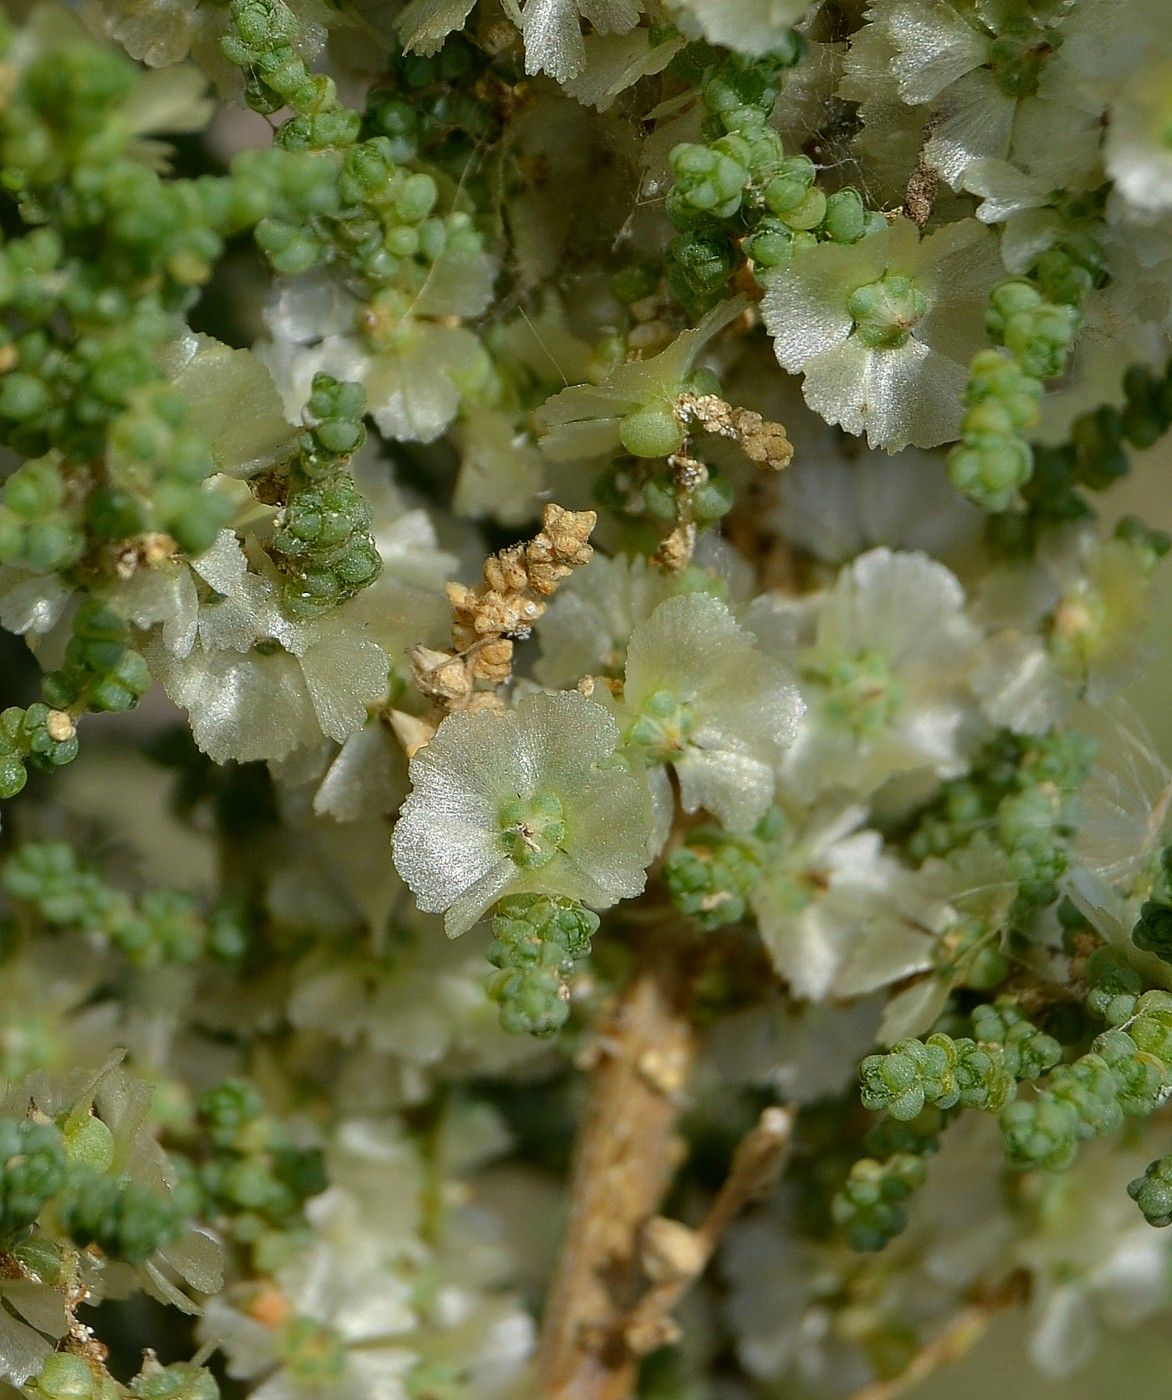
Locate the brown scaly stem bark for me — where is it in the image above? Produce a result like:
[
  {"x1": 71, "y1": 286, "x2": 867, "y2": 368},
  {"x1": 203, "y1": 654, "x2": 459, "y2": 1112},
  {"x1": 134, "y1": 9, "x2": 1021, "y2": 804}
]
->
[{"x1": 536, "y1": 953, "x2": 696, "y2": 1400}]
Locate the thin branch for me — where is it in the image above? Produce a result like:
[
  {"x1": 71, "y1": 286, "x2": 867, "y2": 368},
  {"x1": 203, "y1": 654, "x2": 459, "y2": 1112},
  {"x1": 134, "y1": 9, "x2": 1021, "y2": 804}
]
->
[{"x1": 619, "y1": 1105, "x2": 795, "y2": 1358}]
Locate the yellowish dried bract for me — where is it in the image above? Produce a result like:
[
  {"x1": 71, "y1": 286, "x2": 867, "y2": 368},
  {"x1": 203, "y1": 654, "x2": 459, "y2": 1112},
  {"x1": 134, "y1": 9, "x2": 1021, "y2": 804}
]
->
[{"x1": 410, "y1": 503, "x2": 596, "y2": 713}]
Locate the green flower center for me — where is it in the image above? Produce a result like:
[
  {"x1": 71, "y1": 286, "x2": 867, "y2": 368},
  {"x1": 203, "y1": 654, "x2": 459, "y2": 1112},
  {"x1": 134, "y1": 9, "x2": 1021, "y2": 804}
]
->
[
  {"x1": 279, "y1": 1317, "x2": 347, "y2": 1383},
  {"x1": 816, "y1": 651, "x2": 904, "y2": 736},
  {"x1": 847, "y1": 272, "x2": 927, "y2": 350},
  {"x1": 627, "y1": 688, "x2": 695, "y2": 760},
  {"x1": 987, "y1": 23, "x2": 1062, "y2": 100},
  {"x1": 499, "y1": 792, "x2": 567, "y2": 868}
]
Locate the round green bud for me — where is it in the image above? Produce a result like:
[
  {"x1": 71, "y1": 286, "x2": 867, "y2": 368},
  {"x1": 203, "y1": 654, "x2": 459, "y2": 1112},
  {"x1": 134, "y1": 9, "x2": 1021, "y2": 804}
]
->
[
  {"x1": 619, "y1": 402, "x2": 685, "y2": 459},
  {"x1": 30, "y1": 1352, "x2": 94, "y2": 1399},
  {"x1": 63, "y1": 1115, "x2": 116, "y2": 1174}
]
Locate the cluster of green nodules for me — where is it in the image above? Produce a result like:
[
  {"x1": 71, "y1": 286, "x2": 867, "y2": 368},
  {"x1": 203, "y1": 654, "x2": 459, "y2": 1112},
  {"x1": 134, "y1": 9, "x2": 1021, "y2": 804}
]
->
[
  {"x1": 269, "y1": 374, "x2": 381, "y2": 618},
  {"x1": 485, "y1": 895, "x2": 599, "y2": 1038},
  {"x1": 0, "y1": 1112, "x2": 183, "y2": 1265},
  {"x1": 1001, "y1": 976, "x2": 1172, "y2": 1173},
  {"x1": 1129, "y1": 1153, "x2": 1172, "y2": 1228},
  {"x1": 224, "y1": 0, "x2": 488, "y2": 290},
  {"x1": 833, "y1": 1151, "x2": 928, "y2": 1253},
  {"x1": 2, "y1": 840, "x2": 250, "y2": 966},
  {"x1": 860, "y1": 1005, "x2": 1061, "y2": 1123},
  {"x1": 0, "y1": 25, "x2": 256, "y2": 560},
  {"x1": 365, "y1": 34, "x2": 498, "y2": 182},
  {"x1": 664, "y1": 46, "x2": 874, "y2": 311},
  {"x1": 167, "y1": 1077, "x2": 327, "y2": 1271},
  {"x1": 857, "y1": 951, "x2": 1172, "y2": 1236},
  {"x1": 993, "y1": 356, "x2": 1172, "y2": 549},
  {"x1": 949, "y1": 236, "x2": 1103, "y2": 510},
  {"x1": 909, "y1": 728, "x2": 1096, "y2": 919},
  {"x1": 1133, "y1": 847, "x2": 1172, "y2": 964},
  {"x1": 0, "y1": 603, "x2": 152, "y2": 800},
  {"x1": 0, "y1": 705, "x2": 78, "y2": 801},
  {"x1": 664, "y1": 808, "x2": 781, "y2": 932}
]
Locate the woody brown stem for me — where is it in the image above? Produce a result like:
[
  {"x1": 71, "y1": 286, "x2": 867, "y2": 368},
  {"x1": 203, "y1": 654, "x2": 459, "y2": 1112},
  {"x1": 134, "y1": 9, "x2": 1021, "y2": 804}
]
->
[{"x1": 536, "y1": 957, "x2": 696, "y2": 1400}]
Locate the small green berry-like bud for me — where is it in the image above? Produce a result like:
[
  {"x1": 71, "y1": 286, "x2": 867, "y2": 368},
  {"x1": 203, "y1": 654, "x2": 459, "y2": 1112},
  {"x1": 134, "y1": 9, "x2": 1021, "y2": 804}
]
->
[{"x1": 619, "y1": 403, "x2": 685, "y2": 459}]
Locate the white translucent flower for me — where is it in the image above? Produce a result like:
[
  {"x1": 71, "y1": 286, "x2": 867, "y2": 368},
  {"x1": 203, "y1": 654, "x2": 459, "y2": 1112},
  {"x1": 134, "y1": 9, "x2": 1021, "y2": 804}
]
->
[
  {"x1": 537, "y1": 299, "x2": 743, "y2": 461},
  {"x1": 972, "y1": 525, "x2": 1159, "y2": 735},
  {"x1": 161, "y1": 332, "x2": 296, "y2": 480},
  {"x1": 262, "y1": 263, "x2": 495, "y2": 446},
  {"x1": 751, "y1": 802, "x2": 932, "y2": 1001},
  {"x1": 534, "y1": 553, "x2": 687, "y2": 688},
  {"x1": 140, "y1": 533, "x2": 389, "y2": 764},
  {"x1": 520, "y1": 0, "x2": 644, "y2": 83},
  {"x1": 668, "y1": 0, "x2": 811, "y2": 58},
  {"x1": 766, "y1": 441, "x2": 983, "y2": 571},
  {"x1": 199, "y1": 1246, "x2": 417, "y2": 1400},
  {"x1": 704, "y1": 999, "x2": 884, "y2": 1104},
  {"x1": 619, "y1": 592, "x2": 803, "y2": 831},
  {"x1": 1016, "y1": 1138, "x2": 1172, "y2": 1379},
  {"x1": 287, "y1": 929, "x2": 546, "y2": 1109},
  {"x1": 397, "y1": 0, "x2": 478, "y2": 56},
  {"x1": 877, "y1": 840, "x2": 1018, "y2": 1044},
  {"x1": 961, "y1": 157, "x2": 1074, "y2": 273},
  {"x1": 871, "y1": 0, "x2": 1102, "y2": 191},
  {"x1": 771, "y1": 548, "x2": 981, "y2": 801},
  {"x1": 562, "y1": 27, "x2": 684, "y2": 110},
  {"x1": 762, "y1": 218, "x2": 1001, "y2": 450},
  {"x1": 393, "y1": 690, "x2": 654, "y2": 936}
]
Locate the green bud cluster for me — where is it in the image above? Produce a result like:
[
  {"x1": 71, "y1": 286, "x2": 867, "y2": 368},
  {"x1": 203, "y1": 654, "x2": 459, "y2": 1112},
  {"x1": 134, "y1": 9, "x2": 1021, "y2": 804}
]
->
[
  {"x1": 859, "y1": 1032, "x2": 1020, "y2": 1121},
  {"x1": 0, "y1": 703, "x2": 79, "y2": 800},
  {"x1": 2, "y1": 840, "x2": 246, "y2": 966},
  {"x1": 42, "y1": 602, "x2": 150, "y2": 716},
  {"x1": 485, "y1": 895, "x2": 600, "y2": 1038},
  {"x1": 0, "y1": 1117, "x2": 69, "y2": 1245},
  {"x1": 1127, "y1": 846, "x2": 1172, "y2": 964},
  {"x1": 832, "y1": 1152, "x2": 927, "y2": 1252},
  {"x1": 1128, "y1": 1153, "x2": 1172, "y2": 1228},
  {"x1": 364, "y1": 35, "x2": 497, "y2": 181},
  {"x1": 950, "y1": 237, "x2": 1102, "y2": 510},
  {"x1": 0, "y1": 454, "x2": 84, "y2": 574},
  {"x1": 0, "y1": 12, "x2": 274, "y2": 729},
  {"x1": 222, "y1": 0, "x2": 488, "y2": 295},
  {"x1": 176, "y1": 1077, "x2": 326, "y2": 1269},
  {"x1": 663, "y1": 47, "x2": 873, "y2": 312},
  {"x1": 269, "y1": 374, "x2": 381, "y2": 618},
  {"x1": 27, "y1": 1353, "x2": 121, "y2": 1400},
  {"x1": 970, "y1": 999, "x2": 1064, "y2": 1080},
  {"x1": 1001, "y1": 990, "x2": 1172, "y2": 1172},
  {"x1": 57, "y1": 1167, "x2": 185, "y2": 1265},
  {"x1": 223, "y1": 0, "x2": 360, "y2": 148},
  {"x1": 663, "y1": 808, "x2": 781, "y2": 931},
  {"x1": 1085, "y1": 947, "x2": 1144, "y2": 1025},
  {"x1": 990, "y1": 356, "x2": 1172, "y2": 552},
  {"x1": 909, "y1": 728, "x2": 1095, "y2": 924}
]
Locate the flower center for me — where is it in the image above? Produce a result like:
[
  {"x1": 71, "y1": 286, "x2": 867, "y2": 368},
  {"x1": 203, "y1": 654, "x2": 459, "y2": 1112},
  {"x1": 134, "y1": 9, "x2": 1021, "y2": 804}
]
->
[
  {"x1": 847, "y1": 273, "x2": 926, "y2": 350},
  {"x1": 987, "y1": 22, "x2": 1061, "y2": 100},
  {"x1": 816, "y1": 651, "x2": 904, "y2": 736},
  {"x1": 627, "y1": 688, "x2": 695, "y2": 760},
  {"x1": 499, "y1": 792, "x2": 567, "y2": 868},
  {"x1": 279, "y1": 1317, "x2": 347, "y2": 1383}
]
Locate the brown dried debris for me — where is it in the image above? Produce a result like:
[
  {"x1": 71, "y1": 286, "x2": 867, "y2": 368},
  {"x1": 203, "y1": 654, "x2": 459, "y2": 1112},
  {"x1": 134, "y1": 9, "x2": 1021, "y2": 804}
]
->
[
  {"x1": 409, "y1": 503, "x2": 596, "y2": 714},
  {"x1": 675, "y1": 392, "x2": 794, "y2": 471}
]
